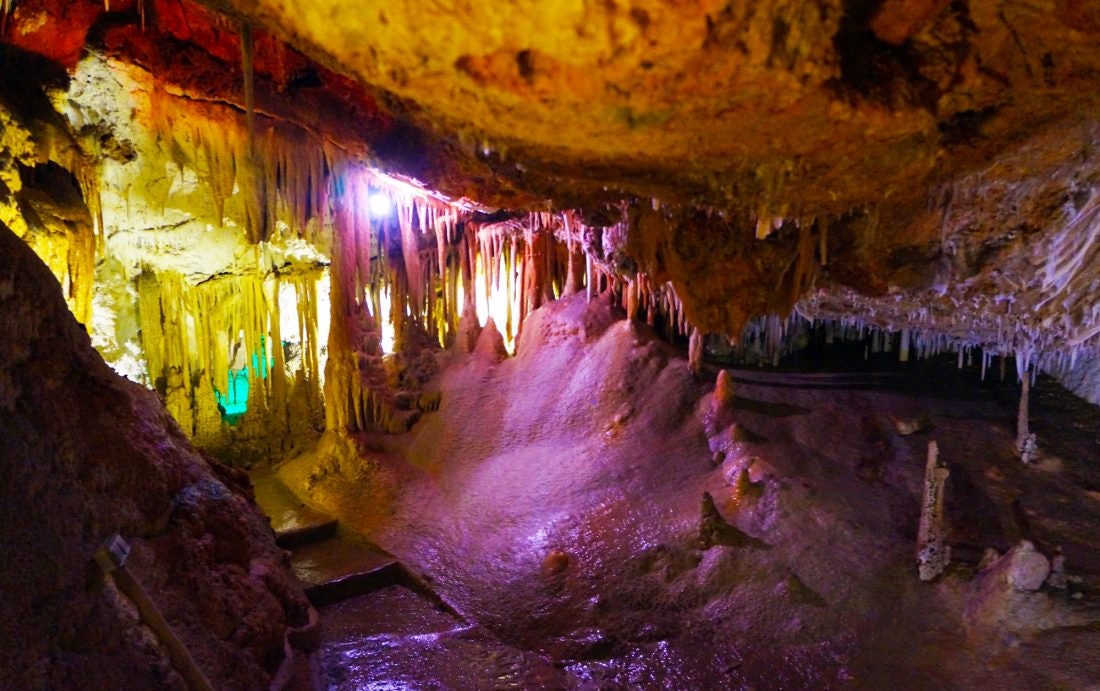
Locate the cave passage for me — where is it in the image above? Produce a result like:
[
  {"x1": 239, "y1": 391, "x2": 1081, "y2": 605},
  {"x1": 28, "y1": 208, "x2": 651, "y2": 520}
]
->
[{"x1": 2, "y1": 1, "x2": 1099, "y2": 689}]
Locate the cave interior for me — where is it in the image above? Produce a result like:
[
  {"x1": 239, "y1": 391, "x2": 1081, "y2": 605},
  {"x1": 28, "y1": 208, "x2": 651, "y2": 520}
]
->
[{"x1": 2, "y1": 0, "x2": 1100, "y2": 689}]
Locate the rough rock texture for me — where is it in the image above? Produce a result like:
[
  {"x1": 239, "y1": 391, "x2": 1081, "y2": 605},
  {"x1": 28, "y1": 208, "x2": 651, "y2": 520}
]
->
[
  {"x1": 1052, "y1": 351, "x2": 1100, "y2": 405},
  {"x1": 0, "y1": 222, "x2": 310, "y2": 690},
  {"x1": 6, "y1": 0, "x2": 1099, "y2": 359},
  {"x1": 204, "y1": 0, "x2": 1100, "y2": 209},
  {"x1": 2, "y1": 0, "x2": 1097, "y2": 402}
]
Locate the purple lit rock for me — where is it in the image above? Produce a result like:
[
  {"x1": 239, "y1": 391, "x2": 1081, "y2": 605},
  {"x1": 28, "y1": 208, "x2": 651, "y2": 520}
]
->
[{"x1": 1006, "y1": 541, "x2": 1050, "y2": 592}]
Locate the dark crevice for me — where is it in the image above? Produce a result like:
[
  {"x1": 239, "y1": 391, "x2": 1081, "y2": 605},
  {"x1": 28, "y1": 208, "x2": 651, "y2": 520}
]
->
[
  {"x1": 829, "y1": 0, "x2": 942, "y2": 111},
  {"x1": 0, "y1": 45, "x2": 72, "y2": 124},
  {"x1": 288, "y1": 68, "x2": 324, "y2": 89},
  {"x1": 516, "y1": 49, "x2": 535, "y2": 83},
  {"x1": 19, "y1": 161, "x2": 87, "y2": 209},
  {"x1": 937, "y1": 105, "x2": 1000, "y2": 147}
]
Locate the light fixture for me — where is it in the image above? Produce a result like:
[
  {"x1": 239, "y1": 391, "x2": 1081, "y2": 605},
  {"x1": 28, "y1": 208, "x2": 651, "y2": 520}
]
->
[{"x1": 368, "y1": 192, "x2": 392, "y2": 218}]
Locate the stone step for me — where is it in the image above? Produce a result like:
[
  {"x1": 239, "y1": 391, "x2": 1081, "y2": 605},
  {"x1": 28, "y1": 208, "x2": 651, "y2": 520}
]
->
[
  {"x1": 313, "y1": 585, "x2": 568, "y2": 690},
  {"x1": 276, "y1": 519, "x2": 339, "y2": 551},
  {"x1": 248, "y1": 467, "x2": 465, "y2": 616},
  {"x1": 291, "y1": 538, "x2": 402, "y2": 606},
  {"x1": 250, "y1": 467, "x2": 338, "y2": 549}
]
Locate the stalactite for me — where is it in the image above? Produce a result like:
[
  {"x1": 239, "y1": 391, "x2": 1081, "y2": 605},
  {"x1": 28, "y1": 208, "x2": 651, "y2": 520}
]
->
[
  {"x1": 818, "y1": 220, "x2": 828, "y2": 266},
  {"x1": 132, "y1": 265, "x2": 326, "y2": 459},
  {"x1": 145, "y1": 81, "x2": 342, "y2": 247},
  {"x1": 398, "y1": 197, "x2": 422, "y2": 309},
  {"x1": 786, "y1": 220, "x2": 817, "y2": 311}
]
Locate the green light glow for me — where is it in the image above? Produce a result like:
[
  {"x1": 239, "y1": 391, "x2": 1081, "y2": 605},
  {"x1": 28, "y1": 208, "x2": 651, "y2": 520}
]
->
[{"x1": 214, "y1": 336, "x2": 274, "y2": 424}]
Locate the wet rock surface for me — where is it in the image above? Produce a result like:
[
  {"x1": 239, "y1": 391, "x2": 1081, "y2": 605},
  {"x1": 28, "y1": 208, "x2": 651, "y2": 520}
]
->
[
  {"x1": 317, "y1": 586, "x2": 572, "y2": 690},
  {"x1": 282, "y1": 294, "x2": 1100, "y2": 688}
]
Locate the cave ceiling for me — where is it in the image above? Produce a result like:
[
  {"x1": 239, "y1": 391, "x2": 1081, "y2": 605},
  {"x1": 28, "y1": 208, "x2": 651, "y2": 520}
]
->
[{"x1": 2, "y1": 0, "x2": 1100, "y2": 365}]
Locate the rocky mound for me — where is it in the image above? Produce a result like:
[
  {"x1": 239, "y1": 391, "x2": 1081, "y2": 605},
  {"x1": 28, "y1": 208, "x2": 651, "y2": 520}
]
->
[{"x1": 0, "y1": 222, "x2": 310, "y2": 690}]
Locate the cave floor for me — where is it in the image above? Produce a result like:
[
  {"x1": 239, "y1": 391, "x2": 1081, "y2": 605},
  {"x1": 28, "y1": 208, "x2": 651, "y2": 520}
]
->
[
  {"x1": 253, "y1": 468, "x2": 574, "y2": 688},
  {"x1": 266, "y1": 297, "x2": 1100, "y2": 690}
]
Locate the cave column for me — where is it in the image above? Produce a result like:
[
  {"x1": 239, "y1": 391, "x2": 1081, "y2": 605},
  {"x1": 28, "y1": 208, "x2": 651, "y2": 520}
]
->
[
  {"x1": 563, "y1": 241, "x2": 585, "y2": 296},
  {"x1": 916, "y1": 440, "x2": 950, "y2": 581},
  {"x1": 1016, "y1": 370, "x2": 1037, "y2": 464}
]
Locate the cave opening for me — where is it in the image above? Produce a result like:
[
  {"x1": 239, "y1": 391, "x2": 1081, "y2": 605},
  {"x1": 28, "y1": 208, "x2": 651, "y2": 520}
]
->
[{"x1": 2, "y1": 1, "x2": 1100, "y2": 689}]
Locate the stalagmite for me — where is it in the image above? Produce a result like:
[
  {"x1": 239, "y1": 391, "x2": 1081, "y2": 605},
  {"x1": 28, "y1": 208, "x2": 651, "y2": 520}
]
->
[
  {"x1": 916, "y1": 440, "x2": 950, "y2": 581},
  {"x1": 688, "y1": 326, "x2": 704, "y2": 376},
  {"x1": 1047, "y1": 548, "x2": 1068, "y2": 589},
  {"x1": 714, "y1": 369, "x2": 736, "y2": 408}
]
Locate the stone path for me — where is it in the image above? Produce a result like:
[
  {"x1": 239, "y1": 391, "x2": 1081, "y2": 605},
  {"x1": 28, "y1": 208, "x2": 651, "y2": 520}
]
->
[{"x1": 251, "y1": 466, "x2": 569, "y2": 690}]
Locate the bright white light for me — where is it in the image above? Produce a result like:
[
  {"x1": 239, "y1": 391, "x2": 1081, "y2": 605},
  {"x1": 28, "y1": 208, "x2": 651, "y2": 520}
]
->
[
  {"x1": 379, "y1": 286, "x2": 396, "y2": 354},
  {"x1": 368, "y1": 193, "x2": 392, "y2": 218}
]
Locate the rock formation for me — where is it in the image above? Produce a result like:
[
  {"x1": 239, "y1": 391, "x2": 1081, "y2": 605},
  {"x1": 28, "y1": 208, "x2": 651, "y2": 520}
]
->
[
  {"x1": 916, "y1": 440, "x2": 950, "y2": 581},
  {"x1": 0, "y1": 222, "x2": 311, "y2": 690},
  {"x1": 0, "y1": 0, "x2": 1096, "y2": 417},
  {"x1": 1, "y1": 0, "x2": 1099, "y2": 687}
]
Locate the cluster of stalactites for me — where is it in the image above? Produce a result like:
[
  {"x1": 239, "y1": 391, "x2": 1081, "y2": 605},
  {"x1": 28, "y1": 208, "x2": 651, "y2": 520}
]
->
[
  {"x1": 321, "y1": 187, "x2": 592, "y2": 433},
  {"x1": 323, "y1": 168, "x2": 393, "y2": 435},
  {"x1": 797, "y1": 290, "x2": 1100, "y2": 383},
  {"x1": 616, "y1": 274, "x2": 693, "y2": 338},
  {"x1": 767, "y1": 187, "x2": 1100, "y2": 381},
  {"x1": 472, "y1": 212, "x2": 581, "y2": 348},
  {"x1": 551, "y1": 212, "x2": 694, "y2": 341},
  {"x1": 37, "y1": 160, "x2": 103, "y2": 328},
  {"x1": 147, "y1": 89, "x2": 336, "y2": 246},
  {"x1": 703, "y1": 308, "x2": 1098, "y2": 387},
  {"x1": 0, "y1": 92, "x2": 103, "y2": 327},
  {"x1": 138, "y1": 89, "x2": 610, "y2": 435},
  {"x1": 134, "y1": 265, "x2": 325, "y2": 454},
  {"x1": 15, "y1": 205, "x2": 98, "y2": 327}
]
